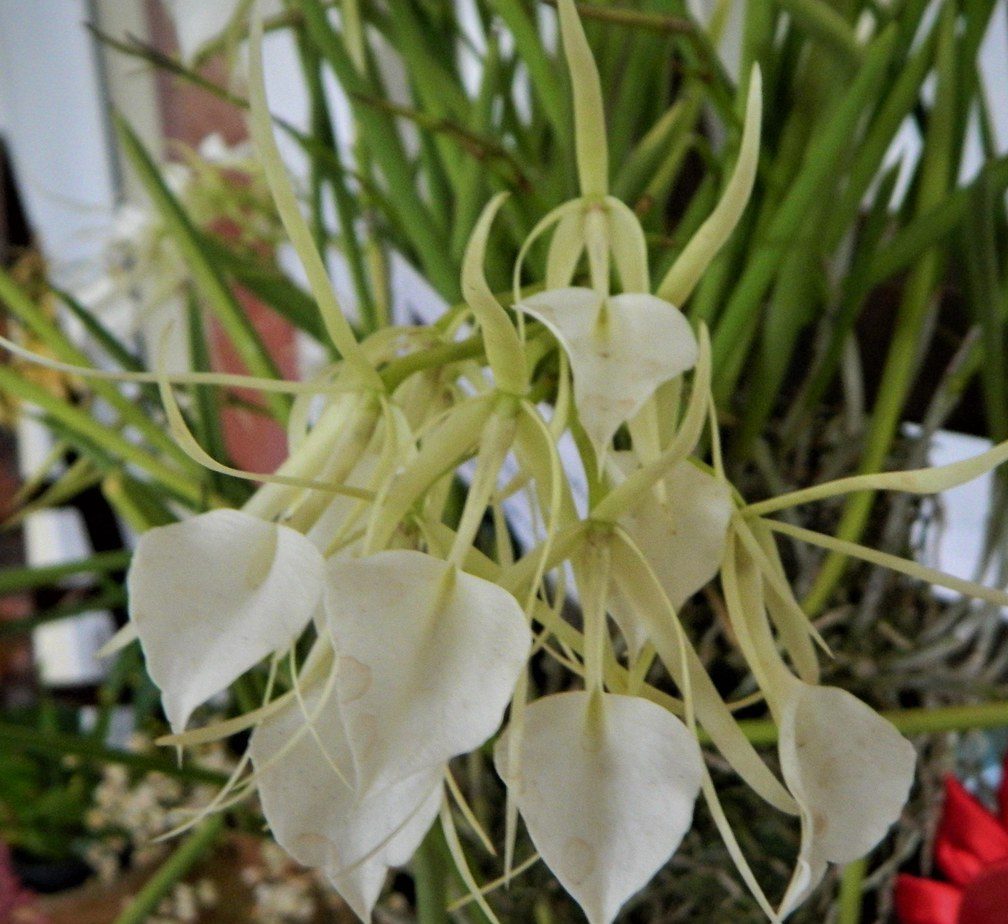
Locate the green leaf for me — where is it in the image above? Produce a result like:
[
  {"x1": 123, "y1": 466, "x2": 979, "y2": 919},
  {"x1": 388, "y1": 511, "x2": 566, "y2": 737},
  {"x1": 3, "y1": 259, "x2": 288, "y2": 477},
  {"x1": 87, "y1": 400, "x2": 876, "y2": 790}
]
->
[
  {"x1": 0, "y1": 550, "x2": 131, "y2": 595},
  {"x1": 0, "y1": 366, "x2": 204, "y2": 506}
]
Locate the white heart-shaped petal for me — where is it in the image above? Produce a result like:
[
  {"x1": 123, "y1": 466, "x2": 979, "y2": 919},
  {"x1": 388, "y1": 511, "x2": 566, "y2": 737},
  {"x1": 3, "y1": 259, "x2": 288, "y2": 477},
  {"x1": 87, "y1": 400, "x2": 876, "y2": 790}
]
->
[
  {"x1": 776, "y1": 682, "x2": 916, "y2": 915},
  {"x1": 128, "y1": 510, "x2": 325, "y2": 732},
  {"x1": 495, "y1": 691, "x2": 704, "y2": 924},
  {"x1": 323, "y1": 551, "x2": 531, "y2": 793},
  {"x1": 612, "y1": 461, "x2": 733, "y2": 656},
  {"x1": 520, "y1": 288, "x2": 698, "y2": 456},
  {"x1": 250, "y1": 682, "x2": 441, "y2": 921}
]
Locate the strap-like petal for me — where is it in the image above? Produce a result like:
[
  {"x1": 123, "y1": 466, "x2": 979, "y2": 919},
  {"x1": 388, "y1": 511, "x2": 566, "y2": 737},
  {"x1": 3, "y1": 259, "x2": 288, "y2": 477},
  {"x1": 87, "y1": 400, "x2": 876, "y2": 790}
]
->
[
  {"x1": 323, "y1": 551, "x2": 531, "y2": 792},
  {"x1": 128, "y1": 509, "x2": 324, "y2": 732},
  {"x1": 495, "y1": 691, "x2": 703, "y2": 924}
]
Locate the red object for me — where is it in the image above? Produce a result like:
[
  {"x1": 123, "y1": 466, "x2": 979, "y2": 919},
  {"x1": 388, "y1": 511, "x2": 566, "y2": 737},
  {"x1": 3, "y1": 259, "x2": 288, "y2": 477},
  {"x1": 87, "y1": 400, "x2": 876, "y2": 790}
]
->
[
  {"x1": 0, "y1": 843, "x2": 41, "y2": 922},
  {"x1": 895, "y1": 754, "x2": 1008, "y2": 924}
]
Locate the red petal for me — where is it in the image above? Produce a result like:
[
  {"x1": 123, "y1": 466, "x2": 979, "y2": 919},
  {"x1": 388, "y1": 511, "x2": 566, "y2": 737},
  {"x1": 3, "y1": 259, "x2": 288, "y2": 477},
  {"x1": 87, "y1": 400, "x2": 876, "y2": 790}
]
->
[
  {"x1": 936, "y1": 777, "x2": 1008, "y2": 886},
  {"x1": 937, "y1": 840, "x2": 994, "y2": 889},
  {"x1": 959, "y1": 859, "x2": 1008, "y2": 924},
  {"x1": 893, "y1": 874, "x2": 962, "y2": 924}
]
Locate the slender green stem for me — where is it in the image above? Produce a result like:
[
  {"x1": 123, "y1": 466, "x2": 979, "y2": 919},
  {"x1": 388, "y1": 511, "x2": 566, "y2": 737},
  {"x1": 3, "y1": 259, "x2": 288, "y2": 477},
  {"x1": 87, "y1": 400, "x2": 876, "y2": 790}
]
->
[
  {"x1": 802, "y1": 2, "x2": 959, "y2": 615},
  {"x1": 0, "y1": 550, "x2": 131, "y2": 595},
  {"x1": 731, "y1": 700, "x2": 1008, "y2": 746},
  {"x1": 0, "y1": 588, "x2": 127, "y2": 638},
  {"x1": 775, "y1": 0, "x2": 862, "y2": 66},
  {"x1": 113, "y1": 815, "x2": 226, "y2": 924},
  {"x1": 837, "y1": 857, "x2": 867, "y2": 924},
  {"x1": 414, "y1": 826, "x2": 451, "y2": 924},
  {"x1": 0, "y1": 721, "x2": 228, "y2": 785}
]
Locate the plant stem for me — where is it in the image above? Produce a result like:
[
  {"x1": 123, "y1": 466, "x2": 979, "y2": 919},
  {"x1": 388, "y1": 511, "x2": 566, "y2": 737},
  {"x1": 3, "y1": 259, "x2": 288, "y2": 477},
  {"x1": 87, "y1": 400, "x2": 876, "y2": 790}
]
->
[
  {"x1": 0, "y1": 721, "x2": 228, "y2": 785},
  {"x1": 730, "y1": 700, "x2": 1008, "y2": 746},
  {"x1": 414, "y1": 827, "x2": 451, "y2": 924},
  {"x1": 112, "y1": 815, "x2": 225, "y2": 924},
  {"x1": 837, "y1": 857, "x2": 867, "y2": 924},
  {"x1": 0, "y1": 550, "x2": 131, "y2": 594},
  {"x1": 802, "y1": 0, "x2": 959, "y2": 615}
]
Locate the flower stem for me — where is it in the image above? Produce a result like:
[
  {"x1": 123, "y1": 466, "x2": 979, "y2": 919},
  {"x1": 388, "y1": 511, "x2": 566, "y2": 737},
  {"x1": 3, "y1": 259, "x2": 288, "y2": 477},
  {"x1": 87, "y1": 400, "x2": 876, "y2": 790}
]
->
[
  {"x1": 414, "y1": 827, "x2": 451, "y2": 924},
  {"x1": 0, "y1": 721, "x2": 228, "y2": 785},
  {"x1": 112, "y1": 815, "x2": 225, "y2": 924},
  {"x1": 837, "y1": 857, "x2": 867, "y2": 924},
  {"x1": 731, "y1": 700, "x2": 1008, "y2": 746}
]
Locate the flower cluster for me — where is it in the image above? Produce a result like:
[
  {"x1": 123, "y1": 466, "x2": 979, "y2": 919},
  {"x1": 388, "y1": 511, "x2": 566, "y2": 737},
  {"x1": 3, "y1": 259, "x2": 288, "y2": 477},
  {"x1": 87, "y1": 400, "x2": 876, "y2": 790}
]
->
[{"x1": 56, "y1": 2, "x2": 1008, "y2": 922}]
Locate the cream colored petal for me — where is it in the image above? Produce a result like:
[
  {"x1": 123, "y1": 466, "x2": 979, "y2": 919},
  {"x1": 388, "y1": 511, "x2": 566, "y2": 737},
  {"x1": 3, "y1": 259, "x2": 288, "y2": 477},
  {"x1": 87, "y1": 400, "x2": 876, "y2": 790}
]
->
[
  {"x1": 250, "y1": 684, "x2": 441, "y2": 921},
  {"x1": 328, "y1": 861, "x2": 386, "y2": 923},
  {"x1": 520, "y1": 288, "x2": 698, "y2": 457},
  {"x1": 605, "y1": 198, "x2": 650, "y2": 293},
  {"x1": 613, "y1": 461, "x2": 732, "y2": 655},
  {"x1": 128, "y1": 510, "x2": 324, "y2": 733},
  {"x1": 777, "y1": 682, "x2": 916, "y2": 913},
  {"x1": 323, "y1": 551, "x2": 531, "y2": 792},
  {"x1": 495, "y1": 691, "x2": 703, "y2": 924},
  {"x1": 557, "y1": 0, "x2": 608, "y2": 197}
]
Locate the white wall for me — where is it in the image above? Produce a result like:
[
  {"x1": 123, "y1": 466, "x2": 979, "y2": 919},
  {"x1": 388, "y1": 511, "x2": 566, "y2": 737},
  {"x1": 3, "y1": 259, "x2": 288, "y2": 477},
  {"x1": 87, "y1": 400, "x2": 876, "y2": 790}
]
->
[{"x1": 0, "y1": 0, "x2": 119, "y2": 269}]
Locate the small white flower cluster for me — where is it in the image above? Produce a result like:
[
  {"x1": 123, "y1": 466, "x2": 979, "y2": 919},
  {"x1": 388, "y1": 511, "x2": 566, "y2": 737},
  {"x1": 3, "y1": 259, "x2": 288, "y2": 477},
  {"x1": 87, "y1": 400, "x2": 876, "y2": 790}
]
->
[
  {"x1": 144, "y1": 879, "x2": 218, "y2": 924},
  {"x1": 83, "y1": 739, "x2": 232, "y2": 883},
  {"x1": 242, "y1": 842, "x2": 321, "y2": 923}
]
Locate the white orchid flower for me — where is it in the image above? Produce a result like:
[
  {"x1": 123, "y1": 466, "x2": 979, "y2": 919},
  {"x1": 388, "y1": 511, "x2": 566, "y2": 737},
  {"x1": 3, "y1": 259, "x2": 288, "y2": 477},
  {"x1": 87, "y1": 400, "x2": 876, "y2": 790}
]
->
[
  {"x1": 128, "y1": 517, "x2": 531, "y2": 918},
  {"x1": 720, "y1": 531, "x2": 916, "y2": 917},
  {"x1": 775, "y1": 680, "x2": 917, "y2": 916},
  {"x1": 246, "y1": 547, "x2": 531, "y2": 920},
  {"x1": 321, "y1": 550, "x2": 532, "y2": 794},
  {"x1": 250, "y1": 678, "x2": 443, "y2": 921},
  {"x1": 101, "y1": 1, "x2": 1008, "y2": 919},
  {"x1": 513, "y1": 1, "x2": 761, "y2": 466}
]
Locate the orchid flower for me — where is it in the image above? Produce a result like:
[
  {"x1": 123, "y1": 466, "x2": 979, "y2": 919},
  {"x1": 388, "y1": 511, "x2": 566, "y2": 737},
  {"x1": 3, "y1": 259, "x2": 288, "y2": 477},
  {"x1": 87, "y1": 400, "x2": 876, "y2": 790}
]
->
[
  {"x1": 515, "y1": 0, "x2": 763, "y2": 464},
  {"x1": 720, "y1": 527, "x2": 916, "y2": 916}
]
